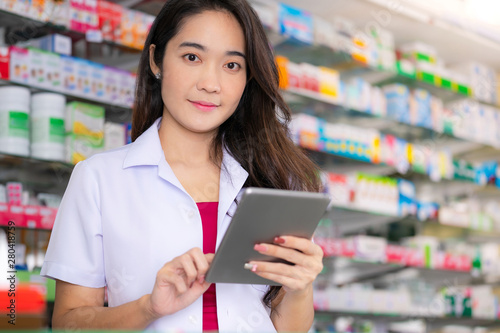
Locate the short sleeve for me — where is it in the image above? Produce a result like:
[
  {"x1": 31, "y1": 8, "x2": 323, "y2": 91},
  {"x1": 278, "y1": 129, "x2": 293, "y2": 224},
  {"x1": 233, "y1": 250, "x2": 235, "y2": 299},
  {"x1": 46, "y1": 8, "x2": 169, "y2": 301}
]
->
[{"x1": 40, "y1": 160, "x2": 105, "y2": 288}]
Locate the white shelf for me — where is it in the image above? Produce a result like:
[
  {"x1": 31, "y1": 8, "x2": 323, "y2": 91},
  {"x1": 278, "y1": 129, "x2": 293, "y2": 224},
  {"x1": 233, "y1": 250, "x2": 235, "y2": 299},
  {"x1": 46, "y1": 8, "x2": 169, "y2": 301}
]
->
[{"x1": 279, "y1": 0, "x2": 500, "y2": 69}]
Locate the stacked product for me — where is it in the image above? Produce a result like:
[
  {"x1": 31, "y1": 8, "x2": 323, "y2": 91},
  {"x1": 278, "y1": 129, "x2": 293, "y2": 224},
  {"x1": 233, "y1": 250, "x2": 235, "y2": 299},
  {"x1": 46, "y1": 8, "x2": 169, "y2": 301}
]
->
[
  {"x1": 0, "y1": 0, "x2": 155, "y2": 51},
  {"x1": 30, "y1": 93, "x2": 66, "y2": 161},
  {"x1": 324, "y1": 172, "x2": 416, "y2": 217},
  {"x1": 6, "y1": 46, "x2": 136, "y2": 108},
  {"x1": 398, "y1": 42, "x2": 471, "y2": 95},
  {"x1": 453, "y1": 62, "x2": 498, "y2": 105},
  {"x1": 0, "y1": 86, "x2": 30, "y2": 156},
  {"x1": 290, "y1": 113, "x2": 455, "y2": 180},
  {"x1": 104, "y1": 122, "x2": 127, "y2": 151},
  {"x1": 65, "y1": 102, "x2": 105, "y2": 164}
]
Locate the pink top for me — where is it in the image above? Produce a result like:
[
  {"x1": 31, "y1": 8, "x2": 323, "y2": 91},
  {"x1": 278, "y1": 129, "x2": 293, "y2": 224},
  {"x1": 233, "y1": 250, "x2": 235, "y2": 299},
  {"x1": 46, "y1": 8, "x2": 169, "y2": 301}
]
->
[{"x1": 196, "y1": 202, "x2": 219, "y2": 332}]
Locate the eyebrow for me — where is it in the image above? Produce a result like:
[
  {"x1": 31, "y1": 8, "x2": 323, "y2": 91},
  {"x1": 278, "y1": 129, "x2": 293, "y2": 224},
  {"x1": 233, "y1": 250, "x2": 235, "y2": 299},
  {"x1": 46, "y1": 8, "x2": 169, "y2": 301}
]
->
[{"x1": 179, "y1": 42, "x2": 246, "y2": 59}]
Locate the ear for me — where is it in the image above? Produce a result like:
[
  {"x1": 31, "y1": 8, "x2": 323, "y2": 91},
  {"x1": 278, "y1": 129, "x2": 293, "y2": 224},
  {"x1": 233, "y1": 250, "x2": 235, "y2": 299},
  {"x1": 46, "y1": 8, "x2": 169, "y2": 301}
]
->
[{"x1": 149, "y1": 44, "x2": 160, "y2": 76}]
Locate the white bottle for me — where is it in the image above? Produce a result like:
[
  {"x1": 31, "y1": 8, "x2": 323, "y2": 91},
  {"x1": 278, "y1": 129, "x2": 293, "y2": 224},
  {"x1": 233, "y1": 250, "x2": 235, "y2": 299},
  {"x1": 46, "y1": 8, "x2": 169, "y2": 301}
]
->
[
  {"x1": 0, "y1": 86, "x2": 31, "y2": 156},
  {"x1": 30, "y1": 93, "x2": 66, "y2": 161}
]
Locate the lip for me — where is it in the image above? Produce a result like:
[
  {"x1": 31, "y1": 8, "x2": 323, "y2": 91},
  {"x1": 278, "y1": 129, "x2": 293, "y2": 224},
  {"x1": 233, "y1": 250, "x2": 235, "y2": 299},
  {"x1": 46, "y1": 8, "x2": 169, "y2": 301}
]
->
[{"x1": 189, "y1": 100, "x2": 219, "y2": 112}]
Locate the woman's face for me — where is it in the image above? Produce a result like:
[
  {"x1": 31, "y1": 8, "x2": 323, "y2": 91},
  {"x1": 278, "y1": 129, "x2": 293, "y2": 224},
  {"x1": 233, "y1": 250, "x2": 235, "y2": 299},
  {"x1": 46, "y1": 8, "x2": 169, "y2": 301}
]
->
[{"x1": 151, "y1": 10, "x2": 247, "y2": 136}]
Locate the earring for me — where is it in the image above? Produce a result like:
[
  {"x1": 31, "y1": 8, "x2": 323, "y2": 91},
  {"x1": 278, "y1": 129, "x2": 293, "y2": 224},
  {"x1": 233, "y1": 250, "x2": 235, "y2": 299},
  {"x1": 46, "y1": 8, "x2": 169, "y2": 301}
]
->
[{"x1": 155, "y1": 72, "x2": 161, "y2": 80}]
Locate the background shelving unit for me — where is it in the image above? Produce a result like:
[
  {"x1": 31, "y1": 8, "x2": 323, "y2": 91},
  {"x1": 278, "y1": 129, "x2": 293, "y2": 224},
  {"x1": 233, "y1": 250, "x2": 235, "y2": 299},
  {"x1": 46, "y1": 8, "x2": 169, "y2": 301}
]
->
[{"x1": 1, "y1": 0, "x2": 500, "y2": 332}]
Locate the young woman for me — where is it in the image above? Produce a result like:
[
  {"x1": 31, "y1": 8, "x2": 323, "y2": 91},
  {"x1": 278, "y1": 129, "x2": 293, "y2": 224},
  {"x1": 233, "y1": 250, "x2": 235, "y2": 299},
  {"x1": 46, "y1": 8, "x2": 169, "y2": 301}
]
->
[{"x1": 41, "y1": 0, "x2": 324, "y2": 331}]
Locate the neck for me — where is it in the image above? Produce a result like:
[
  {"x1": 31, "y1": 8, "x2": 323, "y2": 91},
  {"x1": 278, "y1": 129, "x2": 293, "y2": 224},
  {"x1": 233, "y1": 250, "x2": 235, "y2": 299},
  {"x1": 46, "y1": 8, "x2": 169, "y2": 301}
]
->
[{"x1": 158, "y1": 113, "x2": 219, "y2": 166}]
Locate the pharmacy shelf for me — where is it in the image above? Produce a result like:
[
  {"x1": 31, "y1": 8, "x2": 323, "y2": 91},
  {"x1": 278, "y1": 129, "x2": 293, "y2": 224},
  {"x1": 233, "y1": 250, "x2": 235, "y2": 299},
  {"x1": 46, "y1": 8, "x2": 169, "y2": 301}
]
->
[
  {"x1": 0, "y1": 153, "x2": 73, "y2": 194},
  {"x1": 0, "y1": 8, "x2": 142, "y2": 54},
  {"x1": 322, "y1": 256, "x2": 473, "y2": 285},
  {"x1": 0, "y1": 78, "x2": 133, "y2": 115},
  {"x1": 314, "y1": 309, "x2": 500, "y2": 328},
  {"x1": 301, "y1": 137, "x2": 498, "y2": 193},
  {"x1": 284, "y1": 87, "x2": 499, "y2": 152},
  {"x1": 272, "y1": 38, "x2": 480, "y2": 104}
]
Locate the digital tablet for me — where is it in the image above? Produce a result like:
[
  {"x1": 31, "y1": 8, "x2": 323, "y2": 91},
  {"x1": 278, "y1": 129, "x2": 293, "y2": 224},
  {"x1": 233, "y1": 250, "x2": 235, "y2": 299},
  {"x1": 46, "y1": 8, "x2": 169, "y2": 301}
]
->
[{"x1": 205, "y1": 187, "x2": 331, "y2": 285}]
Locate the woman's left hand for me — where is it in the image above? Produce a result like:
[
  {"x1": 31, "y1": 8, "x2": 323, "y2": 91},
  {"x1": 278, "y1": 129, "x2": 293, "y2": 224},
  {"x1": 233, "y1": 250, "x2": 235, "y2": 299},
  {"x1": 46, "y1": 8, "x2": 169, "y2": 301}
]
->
[{"x1": 246, "y1": 236, "x2": 324, "y2": 294}]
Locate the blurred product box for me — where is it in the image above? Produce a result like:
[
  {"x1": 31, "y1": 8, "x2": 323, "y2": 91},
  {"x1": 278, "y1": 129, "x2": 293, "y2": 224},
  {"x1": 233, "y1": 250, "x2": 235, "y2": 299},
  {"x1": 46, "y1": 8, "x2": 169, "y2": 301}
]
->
[
  {"x1": 278, "y1": 3, "x2": 314, "y2": 45},
  {"x1": 384, "y1": 83, "x2": 410, "y2": 123},
  {"x1": 28, "y1": 48, "x2": 62, "y2": 91},
  {"x1": 103, "y1": 66, "x2": 121, "y2": 104},
  {"x1": 125, "y1": 122, "x2": 132, "y2": 144},
  {"x1": 97, "y1": 0, "x2": 123, "y2": 42},
  {"x1": 250, "y1": 0, "x2": 279, "y2": 33},
  {"x1": 61, "y1": 54, "x2": 77, "y2": 95},
  {"x1": 354, "y1": 173, "x2": 399, "y2": 216},
  {"x1": 9, "y1": 46, "x2": 30, "y2": 84},
  {"x1": 326, "y1": 173, "x2": 354, "y2": 206},
  {"x1": 398, "y1": 179, "x2": 417, "y2": 217},
  {"x1": 416, "y1": 201, "x2": 439, "y2": 221},
  {"x1": 70, "y1": 0, "x2": 99, "y2": 33},
  {"x1": 453, "y1": 62, "x2": 497, "y2": 104},
  {"x1": 370, "y1": 86, "x2": 387, "y2": 117},
  {"x1": 104, "y1": 122, "x2": 126, "y2": 151},
  {"x1": 65, "y1": 101, "x2": 105, "y2": 163},
  {"x1": 289, "y1": 113, "x2": 321, "y2": 148},
  {"x1": 74, "y1": 57, "x2": 91, "y2": 97},
  {"x1": 410, "y1": 88, "x2": 432, "y2": 128},
  {"x1": 410, "y1": 143, "x2": 431, "y2": 175},
  {"x1": 396, "y1": 59, "x2": 416, "y2": 78},
  {"x1": 275, "y1": 56, "x2": 289, "y2": 89},
  {"x1": 299, "y1": 63, "x2": 319, "y2": 92},
  {"x1": 400, "y1": 41, "x2": 438, "y2": 65},
  {"x1": 66, "y1": 101, "x2": 105, "y2": 138},
  {"x1": 119, "y1": 8, "x2": 155, "y2": 50},
  {"x1": 313, "y1": 16, "x2": 335, "y2": 49},
  {"x1": 430, "y1": 96, "x2": 444, "y2": 133},
  {"x1": 352, "y1": 235, "x2": 387, "y2": 262},
  {"x1": 0, "y1": 46, "x2": 9, "y2": 80},
  {"x1": 18, "y1": 34, "x2": 72, "y2": 56},
  {"x1": 404, "y1": 235, "x2": 439, "y2": 269},
  {"x1": 345, "y1": 77, "x2": 371, "y2": 112},
  {"x1": 66, "y1": 133, "x2": 104, "y2": 164},
  {"x1": 89, "y1": 61, "x2": 105, "y2": 102}
]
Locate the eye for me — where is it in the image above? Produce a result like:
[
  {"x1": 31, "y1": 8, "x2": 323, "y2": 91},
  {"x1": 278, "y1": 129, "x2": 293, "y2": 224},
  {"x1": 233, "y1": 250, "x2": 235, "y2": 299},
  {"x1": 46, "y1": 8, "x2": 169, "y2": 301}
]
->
[
  {"x1": 225, "y1": 62, "x2": 241, "y2": 71},
  {"x1": 183, "y1": 53, "x2": 200, "y2": 62}
]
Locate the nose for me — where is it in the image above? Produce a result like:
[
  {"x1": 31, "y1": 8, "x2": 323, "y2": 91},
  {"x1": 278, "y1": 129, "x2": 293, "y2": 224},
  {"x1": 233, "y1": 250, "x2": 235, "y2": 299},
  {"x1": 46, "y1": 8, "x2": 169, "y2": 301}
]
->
[{"x1": 196, "y1": 63, "x2": 221, "y2": 94}]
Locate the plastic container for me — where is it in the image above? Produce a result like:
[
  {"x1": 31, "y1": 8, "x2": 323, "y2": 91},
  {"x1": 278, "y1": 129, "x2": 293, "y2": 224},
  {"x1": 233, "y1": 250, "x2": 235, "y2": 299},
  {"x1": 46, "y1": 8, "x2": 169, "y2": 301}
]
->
[
  {"x1": 30, "y1": 93, "x2": 66, "y2": 161},
  {"x1": 0, "y1": 86, "x2": 31, "y2": 156}
]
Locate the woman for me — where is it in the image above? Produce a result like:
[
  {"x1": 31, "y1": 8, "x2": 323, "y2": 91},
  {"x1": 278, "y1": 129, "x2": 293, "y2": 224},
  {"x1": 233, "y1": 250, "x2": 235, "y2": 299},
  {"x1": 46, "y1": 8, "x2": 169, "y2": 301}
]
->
[{"x1": 41, "y1": 0, "x2": 324, "y2": 331}]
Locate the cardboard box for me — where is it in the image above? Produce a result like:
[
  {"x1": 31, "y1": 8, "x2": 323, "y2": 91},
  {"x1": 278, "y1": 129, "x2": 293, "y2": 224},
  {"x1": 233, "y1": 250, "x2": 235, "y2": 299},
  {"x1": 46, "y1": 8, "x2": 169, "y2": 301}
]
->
[
  {"x1": 9, "y1": 46, "x2": 30, "y2": 84},
  {"x1": 384, "y1": 83, "x2": 410, "y2": 123},
  {"x1": 66, "y1": 101, "x2": 105, "y2": 136},
  {"x1": 61, "y1": 55, "x2": 77, "y2": 95},
  {"x1": 28, "y1": 48, "x2": 46, "y2": 88},
  {"x1": 103, "y1": 66, "x2": 120, "y2": 104},
  {"x1": 0, "y1": 46, "x2": 9, "y2": 80},
  {"x1": 104, "y1": 122, "x2": 126, "y2": 151},
  {"x1": 89, "y1": 61, "x2": 105, "y2": 101},
  {"x1": 66, "y1": 134, "x2": 104, "y2": 164},
  {"x1": 74, "y1": 58, "x2": 91, "y2": 97},
  {"x1": 97, "y1": 0, "x2": 123, "y2": 42}
]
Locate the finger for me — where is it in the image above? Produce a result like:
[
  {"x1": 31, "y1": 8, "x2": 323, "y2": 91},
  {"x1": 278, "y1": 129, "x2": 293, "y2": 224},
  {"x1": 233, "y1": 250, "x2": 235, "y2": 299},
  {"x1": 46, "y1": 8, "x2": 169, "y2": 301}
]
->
[
  {"x1": 205, "y1": 253, "x2": 215, "y2": 264},
  {"x1": 254, "y1": 243, "x2": 309, "y2": 267},
  {"x1": 252, "y1": 270, "x2": 305, "y2": 291},
  {"x1": 188, "y1": 248, "x2": 210, "y2": 277},
  {"x1": 273, "y1": 236, "x2": 323, "y2": 256},
  {"x1": 246, "y1": 261, "x2": 301, "y2": 279},
  {"x1": 178, "y1": 254, "x2": 199, "y2": 286},
  {"x1": 157, "y1": 270, "x2": 187, "y2": 294}
]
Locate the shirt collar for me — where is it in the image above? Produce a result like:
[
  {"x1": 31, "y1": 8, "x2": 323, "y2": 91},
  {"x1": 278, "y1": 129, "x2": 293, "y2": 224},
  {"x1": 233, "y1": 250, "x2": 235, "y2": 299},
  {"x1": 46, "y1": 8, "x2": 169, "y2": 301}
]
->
[
  {"x1": 123, "y1": 117, "x2": 163, "y2": 169},
  {"x1": 123, "y1": 117, "x2": 249, "y2": 202}
]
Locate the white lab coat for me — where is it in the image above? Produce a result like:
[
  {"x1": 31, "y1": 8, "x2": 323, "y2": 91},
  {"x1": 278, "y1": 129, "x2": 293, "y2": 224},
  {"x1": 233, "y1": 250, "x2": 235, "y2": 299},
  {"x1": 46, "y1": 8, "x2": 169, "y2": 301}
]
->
[{"x1": 41, "y1": 117, "x2": 277, "y2": 332}]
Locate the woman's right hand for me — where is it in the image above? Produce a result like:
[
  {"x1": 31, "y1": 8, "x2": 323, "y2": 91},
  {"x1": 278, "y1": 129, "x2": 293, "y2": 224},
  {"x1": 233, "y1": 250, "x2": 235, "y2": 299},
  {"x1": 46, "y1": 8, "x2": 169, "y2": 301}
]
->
[{"x1": 146, "y1": 247, "x2": 214, "y2": 318}]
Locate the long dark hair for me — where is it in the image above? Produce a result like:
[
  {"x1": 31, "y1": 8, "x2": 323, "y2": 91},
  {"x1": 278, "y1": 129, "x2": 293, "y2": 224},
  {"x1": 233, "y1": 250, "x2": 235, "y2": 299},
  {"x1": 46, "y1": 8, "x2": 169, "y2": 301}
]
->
[{"x1": 132, "y1": 0, "x2": 323, "y2": 309}]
